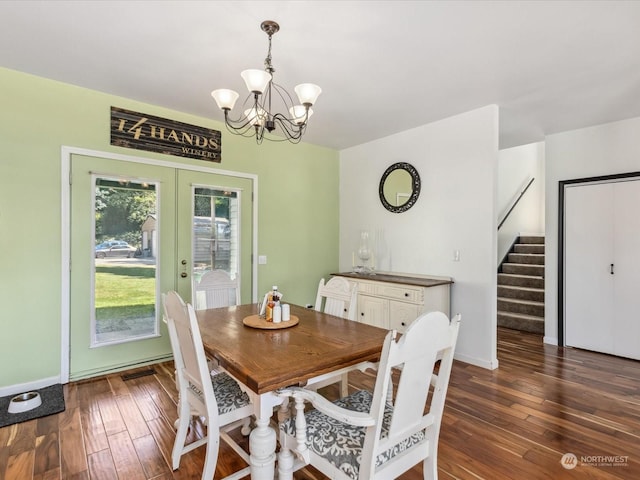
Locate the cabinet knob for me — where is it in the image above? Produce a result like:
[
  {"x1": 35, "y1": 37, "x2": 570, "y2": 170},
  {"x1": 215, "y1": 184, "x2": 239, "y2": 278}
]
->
[
  {"x1": 404, "y1": 292, "x2": 409, "y2": 297},
  {"x1": 361, "y1": 312, "x2": 365, "y2": 316},
  {"x1": 401, "y1": 322, "x2": 406, "y2": 326}
]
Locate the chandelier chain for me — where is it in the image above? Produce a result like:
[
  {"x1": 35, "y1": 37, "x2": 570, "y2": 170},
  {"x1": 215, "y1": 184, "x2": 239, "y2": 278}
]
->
[{"x1": 264, "y1": 33, "x2": 275, "y2": 75}]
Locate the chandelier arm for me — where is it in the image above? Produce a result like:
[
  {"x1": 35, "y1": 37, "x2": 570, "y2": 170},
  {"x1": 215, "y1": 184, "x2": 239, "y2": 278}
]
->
[
  {"x1": 221, "y1": 92, "x2": 266, "y2": 136},
  {"x1": 222, "y1": 113, "x2": 261, "y2": 136},
  {"x1": 271, "y1": 113, "x2": 306, "y2": 140},
  {"x1": 270, "y1": 81, "x2": 297, "y2": 112},
  {"x1": 223, "y1": 122, "x2": 261, "y2": 138}
]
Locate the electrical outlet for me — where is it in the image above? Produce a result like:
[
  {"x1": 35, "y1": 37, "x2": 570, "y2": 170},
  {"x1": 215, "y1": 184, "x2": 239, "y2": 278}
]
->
[
  {"x1": 258, "y1": 255, "x2": 267, "y2": 264},
  {"x1": 453, "y1": 250, "x2": 460, "y2": 262}
]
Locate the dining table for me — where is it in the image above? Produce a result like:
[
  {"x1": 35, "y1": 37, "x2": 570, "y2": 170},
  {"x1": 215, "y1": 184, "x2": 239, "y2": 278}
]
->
[{"x1": 196, "y1": 302, "x2": 389, "y2": 480}]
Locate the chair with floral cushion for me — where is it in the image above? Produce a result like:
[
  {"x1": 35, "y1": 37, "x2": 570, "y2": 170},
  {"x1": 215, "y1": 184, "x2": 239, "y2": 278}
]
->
[
  {"x1": 277, "y1": 311, "x2": 461, "y2": 480},
  {"x1": 162, "y1": 291, "x2": 254, "y2": 480}
]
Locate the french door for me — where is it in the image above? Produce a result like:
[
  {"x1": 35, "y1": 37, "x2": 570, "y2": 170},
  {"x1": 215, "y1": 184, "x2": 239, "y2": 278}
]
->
[{"x1": 68, "y1": 153, "x2": 253, "y2": 380}]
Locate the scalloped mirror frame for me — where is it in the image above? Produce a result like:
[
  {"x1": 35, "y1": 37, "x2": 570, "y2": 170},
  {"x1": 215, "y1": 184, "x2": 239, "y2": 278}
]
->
[{"x1": 379, "y1": 162, "x2": 421, "y2": 213}]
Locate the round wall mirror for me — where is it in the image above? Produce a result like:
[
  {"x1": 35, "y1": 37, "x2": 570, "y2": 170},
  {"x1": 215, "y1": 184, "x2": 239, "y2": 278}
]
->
[{"x1": 379, "y1": 162, "x2": 421, "y2": 213}]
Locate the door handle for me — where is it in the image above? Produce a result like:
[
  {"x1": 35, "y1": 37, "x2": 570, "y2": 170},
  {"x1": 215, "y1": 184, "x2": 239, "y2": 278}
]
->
[{"x1": 610, "y1": 263, "x2": 614, "y2": 275}]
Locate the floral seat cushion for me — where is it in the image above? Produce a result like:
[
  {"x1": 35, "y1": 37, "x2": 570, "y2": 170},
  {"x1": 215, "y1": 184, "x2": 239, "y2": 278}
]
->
[
  {"x1": 280, "y1": 390, "x2": 426, "y2": 479},
  {"x1": 189, "y1": 371, "x2": 251, "y2": 414}
]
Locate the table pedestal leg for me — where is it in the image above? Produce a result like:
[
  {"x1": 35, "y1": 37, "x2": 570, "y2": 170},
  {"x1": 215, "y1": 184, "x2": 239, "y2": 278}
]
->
[
  {"x1": 249, "y1": 416, "x2": 277, "y2": 479},
  {"x1": 277, "y1": 447, "x2": 294, "y2": 480}
]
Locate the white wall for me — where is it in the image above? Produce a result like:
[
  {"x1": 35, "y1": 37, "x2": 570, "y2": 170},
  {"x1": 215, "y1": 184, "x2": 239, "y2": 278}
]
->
[
  {"x1": 545, "y1": 115, "x2": 640, "y2": 345},
  {"x1": 497, "y1": 142, "x2": 545, "y2": 264},
  {"x1": 340, "y1": 105, "x2": 499, "y2": 369}
]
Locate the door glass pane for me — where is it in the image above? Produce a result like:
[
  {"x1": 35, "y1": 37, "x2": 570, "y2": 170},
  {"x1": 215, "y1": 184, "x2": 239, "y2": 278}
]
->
[
  {"x1": 92, "y1": 177, "x2": 159, "y2": 346},
  {"x1": 192, "y1": 188, "x2": 239, "y2": 284}
]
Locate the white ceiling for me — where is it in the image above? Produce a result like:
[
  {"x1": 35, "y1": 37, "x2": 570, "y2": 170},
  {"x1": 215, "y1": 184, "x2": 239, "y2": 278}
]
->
[{"x1": 2, "y1": 1, "x2": 640, "y2": 150}]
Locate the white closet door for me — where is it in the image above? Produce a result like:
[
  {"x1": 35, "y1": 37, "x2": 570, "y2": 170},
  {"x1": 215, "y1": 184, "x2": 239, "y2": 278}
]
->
[
  {"x1": 565, "y1": 183, "x2": 615, "y2": 354},
  {"x1": 612, "y1": 180, "x2": 640, "y2": 359}
]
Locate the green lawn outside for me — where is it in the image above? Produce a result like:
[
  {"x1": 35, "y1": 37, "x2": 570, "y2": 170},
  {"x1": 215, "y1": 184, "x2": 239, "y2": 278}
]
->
[{"x1": 95, "y1": 264, "x2": 156, "y2": 322}]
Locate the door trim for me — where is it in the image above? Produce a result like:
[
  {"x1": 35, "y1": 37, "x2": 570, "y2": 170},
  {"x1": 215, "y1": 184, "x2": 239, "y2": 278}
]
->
[
  {"x1": 61, "y1": 145, "x2": 259, "y2": 383},
  {"x1": 558, "y1": 170, "x2": 640, "y2": 347}
]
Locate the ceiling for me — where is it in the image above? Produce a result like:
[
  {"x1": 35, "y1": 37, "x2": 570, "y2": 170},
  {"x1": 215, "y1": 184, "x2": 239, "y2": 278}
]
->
[{"x1": 2, "y1": 1, "x2": 640, "y2": 150}]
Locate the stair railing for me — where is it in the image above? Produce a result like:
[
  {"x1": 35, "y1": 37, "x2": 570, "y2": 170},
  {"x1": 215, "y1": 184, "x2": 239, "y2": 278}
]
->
[{"x1": 498, "y1": 177, "x2": 535, "y2": 230}]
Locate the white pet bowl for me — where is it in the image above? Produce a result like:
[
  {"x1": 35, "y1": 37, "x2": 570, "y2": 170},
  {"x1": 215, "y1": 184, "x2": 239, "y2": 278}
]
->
[{"x1": 8, "y1": 391, "x2": 42, "y2": 414}]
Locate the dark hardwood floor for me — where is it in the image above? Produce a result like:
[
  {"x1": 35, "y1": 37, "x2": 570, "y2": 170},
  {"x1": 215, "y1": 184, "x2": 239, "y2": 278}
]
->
[{"x1": 1, "y1": 327, "x2": 639, "y2": 479}]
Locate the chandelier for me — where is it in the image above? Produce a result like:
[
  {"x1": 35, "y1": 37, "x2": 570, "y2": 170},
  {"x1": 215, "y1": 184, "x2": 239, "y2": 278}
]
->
[{"x1": 211, "y1": 20, "x2": 321, "y2": 144}]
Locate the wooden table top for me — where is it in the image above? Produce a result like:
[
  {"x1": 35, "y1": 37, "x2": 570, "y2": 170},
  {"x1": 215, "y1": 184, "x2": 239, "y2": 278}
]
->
[{"x1": 196, "y1": 304, "x2": 388, "y2": 395}]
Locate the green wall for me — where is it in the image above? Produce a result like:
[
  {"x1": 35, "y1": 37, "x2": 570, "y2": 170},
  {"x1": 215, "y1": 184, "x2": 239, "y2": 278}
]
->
[{"x1": 0, "y1": 67, "x2": 339, "y2": 388}]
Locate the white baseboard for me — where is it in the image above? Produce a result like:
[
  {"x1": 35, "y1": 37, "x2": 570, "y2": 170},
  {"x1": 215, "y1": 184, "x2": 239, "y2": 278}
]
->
[
  {"x1": 544, "y1": 336, "x2": 558, "y2": 346},
  {"x1": 454, "y1": 352, "x2": 499, "y2": 370},
  {"x1": 69, "y1": 354, "x2": 173, "y2": 382},
  {"x1": 0, "y1": 375, "x2": 61, "y2": 398}
]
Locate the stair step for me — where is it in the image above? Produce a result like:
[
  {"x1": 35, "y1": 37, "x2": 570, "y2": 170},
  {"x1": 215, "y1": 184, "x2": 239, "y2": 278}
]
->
[
  {"x1": 498, "y1": 285, "x2": 544, "y2": 302},
  {"x1": 497, "y1": 312, "x2": 544, "y2": 334},
  {"x1": 498, "y1": 273, "x2": 544, "y2": 288},
  {"x1": 498, "y1": 235, "x2": 545, "y2": 334},
  {"x1": 507, "y1": 253, "x2": 545, "y2": 265},
  {"x1": 519, "y1": 235, "x2": 544, "y2": 245},
  {"x1": 501, "y1": 263, "x2": 545, "y2": 276},
  {"x1": 498, "y1": 297, "x2": 544, "y2": 317},
  {"x1": 514, "y1": 244, "x2": 545, "y2": 254}
]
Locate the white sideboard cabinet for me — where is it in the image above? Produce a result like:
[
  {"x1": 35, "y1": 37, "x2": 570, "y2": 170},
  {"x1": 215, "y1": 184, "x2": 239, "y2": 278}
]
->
[{"x1": 332, "y1": 272, "x2": 453, "y2": 333}]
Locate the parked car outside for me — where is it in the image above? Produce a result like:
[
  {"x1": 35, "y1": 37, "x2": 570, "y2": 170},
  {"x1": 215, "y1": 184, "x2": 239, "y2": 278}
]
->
[
  {"x1": 95, "y1": 241, "x2": 137, "y2": 258},
  {"x1": 96, "y1": 240, "x2": 128, "y2": 249}
]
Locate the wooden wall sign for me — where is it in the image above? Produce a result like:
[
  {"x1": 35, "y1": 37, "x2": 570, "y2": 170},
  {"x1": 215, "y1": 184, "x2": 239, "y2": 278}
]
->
[{"x1": 110, "y1": 107, "x2": 222, "y2": 162}]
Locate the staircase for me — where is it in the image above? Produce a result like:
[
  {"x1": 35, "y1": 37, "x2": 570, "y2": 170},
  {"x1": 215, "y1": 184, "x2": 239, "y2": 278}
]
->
[{"x1": 497, "y1": 235, "x2": 545, "y2": 334}]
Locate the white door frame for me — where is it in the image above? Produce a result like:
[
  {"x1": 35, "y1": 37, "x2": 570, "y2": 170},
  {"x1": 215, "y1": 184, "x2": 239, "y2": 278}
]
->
[{"x1": 60, "y1": 146, "x2": 258, "y2": 383}]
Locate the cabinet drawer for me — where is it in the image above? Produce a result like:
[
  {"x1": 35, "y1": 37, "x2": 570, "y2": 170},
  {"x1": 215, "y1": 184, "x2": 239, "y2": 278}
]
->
[
  {"x1": 357, "y1": 281, "x2": 377, "y2": 295},
  {"x1": 389, "y1": 301, "x2": 420, "y2": 333},
  {"x1": 375, "y1": 284, "x2": 423, "y2": 303}
]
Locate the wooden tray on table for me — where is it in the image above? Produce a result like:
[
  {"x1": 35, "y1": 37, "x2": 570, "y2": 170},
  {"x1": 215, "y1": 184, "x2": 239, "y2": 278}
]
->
[{"x1": 242, "y1": 314, "x2": 299, "y2": 329}]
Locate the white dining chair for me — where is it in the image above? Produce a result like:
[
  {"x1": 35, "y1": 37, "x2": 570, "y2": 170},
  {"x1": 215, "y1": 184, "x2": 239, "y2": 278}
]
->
[
  {"x1": 307, "y1": 277, "x2": 359, "y2": 396},
  {"x1": 162, "y1": 291, "x2": 254, "y2": 480},
  {"x1": 193, "y1": 269, "x2": 240, "y2": 310},
  {"x1": 277, "y1": 311, "x2": 461, "y2": 480},
  {"x1": 314, "y1": 276, "x2": 358, "y2": 320}
]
